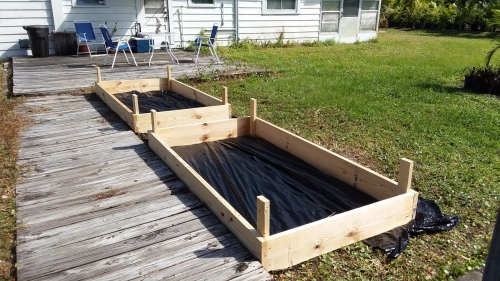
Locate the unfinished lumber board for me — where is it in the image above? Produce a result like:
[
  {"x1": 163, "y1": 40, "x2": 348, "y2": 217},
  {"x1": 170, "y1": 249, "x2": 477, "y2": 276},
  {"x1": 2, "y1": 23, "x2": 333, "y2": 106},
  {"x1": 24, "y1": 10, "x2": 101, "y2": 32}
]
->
[
  {"x1": 156, "y1": 117, "x2": 250, "y2": 147},
  {"x1": 148, "y1": 132, "x2": 265, "y2": 260},
  {"x1": 171, "y1": 79, "x2": 223, "y2": 106},
  {"x1": 263, "y1": 191, "x2": 418, "y2": 270}
]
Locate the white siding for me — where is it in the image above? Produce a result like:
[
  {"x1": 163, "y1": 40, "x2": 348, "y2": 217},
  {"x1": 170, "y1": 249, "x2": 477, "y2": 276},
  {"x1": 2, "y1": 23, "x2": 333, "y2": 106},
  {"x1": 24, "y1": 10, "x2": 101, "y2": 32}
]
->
[
  {"x1": 60, "y1": 0, "x2": 138, "y2": 37},
  {"x1": 238, "y1": 0, "x2": 320, "y2": 43},
  {"x1": 170, "y1": 0, "x2": 235, "y2": 48},
  {"x1": 0, "y1": 0, "x2": 54, "y2": 59}
]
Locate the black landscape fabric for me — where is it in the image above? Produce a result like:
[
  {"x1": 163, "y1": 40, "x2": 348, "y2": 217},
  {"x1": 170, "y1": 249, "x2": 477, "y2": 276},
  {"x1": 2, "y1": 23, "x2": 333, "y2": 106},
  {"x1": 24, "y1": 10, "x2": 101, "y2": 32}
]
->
[
  {"x1": 114, "y1": 90, "x2": 204, "y2": 114},
  {"x1": 173, "y1": 136, "x2": 378, "y2": 235}
]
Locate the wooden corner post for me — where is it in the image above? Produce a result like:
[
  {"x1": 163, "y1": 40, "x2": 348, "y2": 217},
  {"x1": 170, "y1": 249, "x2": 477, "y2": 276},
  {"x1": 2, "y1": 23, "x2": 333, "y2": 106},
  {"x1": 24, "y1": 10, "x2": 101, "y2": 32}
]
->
[
  {"x1": 222, "y1": 86, "x2": 228, "y2": 105},
  {"x1": 167, "y1": 66, "x2": 172, "y2": 91},
  {"x1": 151, "y1": 109, "x2": 158, "y2": 133},
  {"x1": 257, "y1": 195, "x2": 270, "y2": 238},
  {"x1": 96, "y1": 67, "x2": 101, "y2": 83},
  {"x1": 250, "y1": 98, "x2": 257, "y2": 136},
  {"x1": 132, "y1": 94, "x2": 139, "y2": 115},
  {"x1": 397, "y1": 158, "x2": 414, "y2": 194}
]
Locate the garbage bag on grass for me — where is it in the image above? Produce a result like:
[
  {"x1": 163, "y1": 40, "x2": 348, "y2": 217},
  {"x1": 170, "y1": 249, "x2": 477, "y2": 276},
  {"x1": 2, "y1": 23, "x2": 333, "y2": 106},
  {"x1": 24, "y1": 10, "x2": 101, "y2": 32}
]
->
[{"x1": 364, "y1": 197, "x2": 460, "y2": 258}]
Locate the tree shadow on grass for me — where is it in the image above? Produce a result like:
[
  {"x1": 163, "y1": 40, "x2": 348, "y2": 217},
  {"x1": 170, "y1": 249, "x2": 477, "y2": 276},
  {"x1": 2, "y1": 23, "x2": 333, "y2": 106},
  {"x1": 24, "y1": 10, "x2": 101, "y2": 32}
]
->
[
  {"x1": 394, "y1": 28, "x2": 497, "y2": 41},
  {"x1": 418, "y1": 82, "x2": 499, "y2": 98}
]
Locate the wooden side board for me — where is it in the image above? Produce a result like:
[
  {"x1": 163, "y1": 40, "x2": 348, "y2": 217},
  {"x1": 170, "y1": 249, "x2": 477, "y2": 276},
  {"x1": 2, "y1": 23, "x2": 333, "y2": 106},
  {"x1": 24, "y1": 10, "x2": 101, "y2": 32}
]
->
[
  {"x1": 263, "y1": 191, "x2": 418, "y2": 270},
  {"x1": 171, "y1": 80, "x2": 224, "y2": 106},
  {"x1": 95, "y1": 83, "x2": 135, "y2": 130},
  {"x1": 147, "y1": 132, "x2": 265, "y2": 260},
  {"x1": 157, "y1": 117, "x2": 250, "y2": 147},
  {"x1": 135, "y1": 104, "x2": 232, "y2": 133},
  {"x1": 97, "y1": 78, "x2": 167, "y2": 94},
  {"x1": 255, "y1": 118, "x2": 401, "y2": 201},
  {"x1": 148, "y1": 115, "x2": 418, "y2": 271}
]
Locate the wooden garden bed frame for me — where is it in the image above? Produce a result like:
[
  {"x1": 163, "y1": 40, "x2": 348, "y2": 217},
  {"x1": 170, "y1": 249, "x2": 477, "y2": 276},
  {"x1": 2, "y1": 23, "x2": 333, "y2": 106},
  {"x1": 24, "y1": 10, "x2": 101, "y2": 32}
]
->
[
  {"x1": 147, "y1": 99, "x2": 419, "y2": 271},
  {"x1": 94, "y1": 66, "x2": 232, "y2": 133}
]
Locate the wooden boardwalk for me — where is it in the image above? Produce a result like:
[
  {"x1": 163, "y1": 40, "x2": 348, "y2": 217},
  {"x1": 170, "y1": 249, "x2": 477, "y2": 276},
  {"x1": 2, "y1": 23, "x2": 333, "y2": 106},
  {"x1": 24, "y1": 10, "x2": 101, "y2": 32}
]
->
[
  {"x1": 12, "y1": 51, "x2": 261, "y2": 95},
  {"x1": 15, "y1": 94, "x2": 272, "y2": 281}
]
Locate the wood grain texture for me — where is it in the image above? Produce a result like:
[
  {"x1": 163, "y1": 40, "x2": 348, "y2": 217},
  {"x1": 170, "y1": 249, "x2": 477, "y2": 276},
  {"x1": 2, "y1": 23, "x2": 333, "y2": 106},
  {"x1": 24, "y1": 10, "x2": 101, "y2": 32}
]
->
[{"x1": 15, "y1": 95, "x2": 270, "y2": 281}]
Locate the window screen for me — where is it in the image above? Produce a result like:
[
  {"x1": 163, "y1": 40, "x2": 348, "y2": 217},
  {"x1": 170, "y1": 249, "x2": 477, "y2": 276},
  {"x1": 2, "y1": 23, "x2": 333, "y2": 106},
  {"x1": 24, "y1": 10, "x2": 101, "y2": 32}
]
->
[
  {"x1": 342, "y1": 0, "x2": 359, "y2": 17},
  {"x1": 76, "y1": 0, "x2": 106, "y2": 5},
  {"x1": 192, "y1": 0, "x2": 215, "y2": 4},
  {"x1": 361, "y1": 0, "x2": 378, "y2": 10},
  {"x1": 267, "y1": 0, "x2": 296, "y2": 10}
]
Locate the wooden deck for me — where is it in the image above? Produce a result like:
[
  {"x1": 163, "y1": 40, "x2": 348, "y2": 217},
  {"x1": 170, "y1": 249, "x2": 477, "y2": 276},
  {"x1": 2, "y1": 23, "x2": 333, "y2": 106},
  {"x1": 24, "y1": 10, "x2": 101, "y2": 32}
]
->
[
  {"x1": 12, "y1": 51, "x2": 261, "y2": 95},
  {"x1": 15, "y1": 94, "x2": 272, "y2": 281}
]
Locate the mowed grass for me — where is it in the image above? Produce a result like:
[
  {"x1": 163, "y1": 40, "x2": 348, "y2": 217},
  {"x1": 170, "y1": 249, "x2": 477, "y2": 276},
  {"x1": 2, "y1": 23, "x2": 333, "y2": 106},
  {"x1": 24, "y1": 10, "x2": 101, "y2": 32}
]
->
[{"x1": 191, "y1": 29, "x2": 500, "y2": 280}]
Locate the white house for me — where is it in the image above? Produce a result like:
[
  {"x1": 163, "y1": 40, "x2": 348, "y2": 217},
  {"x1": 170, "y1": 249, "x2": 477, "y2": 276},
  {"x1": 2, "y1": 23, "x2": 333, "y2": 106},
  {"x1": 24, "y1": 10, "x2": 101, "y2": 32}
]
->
[{"x1": 0, "y1": 0, "x2": 381, "y2": 59}]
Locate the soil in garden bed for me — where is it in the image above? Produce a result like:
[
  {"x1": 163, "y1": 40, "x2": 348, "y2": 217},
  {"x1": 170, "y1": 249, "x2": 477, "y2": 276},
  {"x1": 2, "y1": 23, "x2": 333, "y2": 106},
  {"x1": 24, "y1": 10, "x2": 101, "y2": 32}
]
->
[
  {"x1": 173, "y1": 136, "x2": 378, "y2": 235},
  {"x1": 114, "y1": 90, "x2": 205, "y2": 114}
]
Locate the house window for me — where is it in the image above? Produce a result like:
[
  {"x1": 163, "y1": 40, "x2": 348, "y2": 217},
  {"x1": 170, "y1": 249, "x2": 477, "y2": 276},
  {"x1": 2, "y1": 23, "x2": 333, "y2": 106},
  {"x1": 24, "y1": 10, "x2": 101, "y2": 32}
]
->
[
  {"x1": 73, "y1": 0, "x2": 108, "y2": 6},
  {"x1": 263, "y1": 0, "x2": 299, "y2": 14},
  {"x1": 320, "y1": 0, "x2": 341, "y2": 33},
  {"x1": 188, "y1": 0, "x2": 216, "y2": 7}
]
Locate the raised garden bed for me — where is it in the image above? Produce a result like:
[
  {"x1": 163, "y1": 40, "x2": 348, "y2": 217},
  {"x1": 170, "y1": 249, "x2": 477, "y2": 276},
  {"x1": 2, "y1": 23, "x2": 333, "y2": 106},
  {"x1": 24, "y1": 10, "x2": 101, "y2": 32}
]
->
[
  {"x1": 94, "y1": 66, "x2": 232, "y2": 133},
  {"x1": 147, "y1": 99, "x2": 419, "y2": 271}
]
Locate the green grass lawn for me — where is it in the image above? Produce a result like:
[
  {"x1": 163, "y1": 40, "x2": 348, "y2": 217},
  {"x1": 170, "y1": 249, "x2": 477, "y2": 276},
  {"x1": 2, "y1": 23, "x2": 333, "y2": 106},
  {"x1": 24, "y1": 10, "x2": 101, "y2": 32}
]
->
[{"x1": 189, "y1": 29, "x2": 500, "y2": 280}]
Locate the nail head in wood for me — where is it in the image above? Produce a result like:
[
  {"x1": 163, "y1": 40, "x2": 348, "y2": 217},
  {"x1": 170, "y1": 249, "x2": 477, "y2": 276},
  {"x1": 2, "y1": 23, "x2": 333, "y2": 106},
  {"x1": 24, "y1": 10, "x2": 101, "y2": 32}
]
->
[
  {"x1": 398, "y1": 158, "x2": 414, "y2": 194},
  {"x1": 250, "y1": 98, "x2": 257, "y2": 136},
  {"x1": 257, "y1": 195, "x2": 270, "y2": 238},
  {"x1": 132, "y1": 94, "x2": 139, "y2": 115},
  {"x1": 151, "y1": 109, "x2": 158, "y2": 133}
]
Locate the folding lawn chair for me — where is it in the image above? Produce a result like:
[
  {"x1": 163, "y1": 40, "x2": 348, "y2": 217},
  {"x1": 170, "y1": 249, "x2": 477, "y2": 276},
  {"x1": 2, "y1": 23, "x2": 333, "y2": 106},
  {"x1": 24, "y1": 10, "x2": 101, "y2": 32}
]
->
[
  {"x1": 74, "y1": 20, "x2": 105, "y2": 57},
  {"x1": 99, "y1": 24, "x2": 137, "y2": 68},
  {"x1": 192, "y1": 23, "x2": 220, "y2": 63}
]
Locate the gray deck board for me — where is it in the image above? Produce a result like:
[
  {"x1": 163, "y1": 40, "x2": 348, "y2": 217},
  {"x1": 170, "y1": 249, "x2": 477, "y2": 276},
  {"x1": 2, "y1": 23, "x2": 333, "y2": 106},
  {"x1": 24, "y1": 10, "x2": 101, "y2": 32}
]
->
[
  {"x1": 12, "y1": 51, "x2": 265, "y2": 96},
  {"x1": 16, "y1": 95, "x2": 272, "y2": 281}
]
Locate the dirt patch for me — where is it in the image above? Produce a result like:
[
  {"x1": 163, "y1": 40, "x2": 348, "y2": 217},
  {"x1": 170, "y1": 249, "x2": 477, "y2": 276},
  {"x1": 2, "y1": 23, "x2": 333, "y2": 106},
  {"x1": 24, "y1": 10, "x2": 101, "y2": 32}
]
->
[{"x1": 92, "y1": 189, "x2": 126, "y2": 200}]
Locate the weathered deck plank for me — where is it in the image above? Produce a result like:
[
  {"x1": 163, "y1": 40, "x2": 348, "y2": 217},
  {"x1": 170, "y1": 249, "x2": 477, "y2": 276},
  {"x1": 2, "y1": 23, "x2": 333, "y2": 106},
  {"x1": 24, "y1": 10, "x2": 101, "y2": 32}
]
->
[
  {"x1": 16, "y1": 95, "x2": 272, "y2": 281},
  {"x1": 12, "y1": 51, "x2": 264, "y2": 96}
]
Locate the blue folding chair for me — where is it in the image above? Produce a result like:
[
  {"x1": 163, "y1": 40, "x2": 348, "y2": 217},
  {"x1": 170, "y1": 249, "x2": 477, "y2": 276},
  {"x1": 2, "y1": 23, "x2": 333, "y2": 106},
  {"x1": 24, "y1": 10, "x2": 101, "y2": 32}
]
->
[
  {"x1": 74, "y1": 20, "x2": 105, "y2": 57},
  {"x1": 192, "y1": 23, "x2": 220, "y2": 63},
  {"x1": 99, "y1": 24, "x2": 137, "y2": 68}
]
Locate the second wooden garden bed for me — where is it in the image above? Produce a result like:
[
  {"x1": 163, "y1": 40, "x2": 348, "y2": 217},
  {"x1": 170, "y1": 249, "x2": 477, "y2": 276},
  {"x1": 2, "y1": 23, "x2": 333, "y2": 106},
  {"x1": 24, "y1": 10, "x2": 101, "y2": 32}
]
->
[
  {"x1": 147, "y1": 99, "x2": 419, "y2": 271},
  {"x1": 94, "y1": 67, "x2": 232, "y2": 133}
]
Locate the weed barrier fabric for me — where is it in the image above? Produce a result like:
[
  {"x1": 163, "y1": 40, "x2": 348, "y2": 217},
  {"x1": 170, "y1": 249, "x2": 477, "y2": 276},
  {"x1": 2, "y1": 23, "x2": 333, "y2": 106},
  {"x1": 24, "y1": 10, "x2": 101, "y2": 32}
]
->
[
  {"x1": 365, "y1": 197, "x2": 460, "y2": 258},
  {"x1": 114, "y1": 90, "x2": 204, "y2": 114},
  {"x1": 173, "y1": 136, "x2": 378, "y2": 235}
]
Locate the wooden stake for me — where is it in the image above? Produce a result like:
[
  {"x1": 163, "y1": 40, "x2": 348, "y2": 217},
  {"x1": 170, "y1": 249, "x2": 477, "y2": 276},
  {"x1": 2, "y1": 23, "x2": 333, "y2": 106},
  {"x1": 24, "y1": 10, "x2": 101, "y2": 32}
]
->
[
  {"x1": 257, "y1": 195, "x2": 270, "y2": 238},
  {"x1": 132, "y1": 94, "x2": 139, "y2": 115},
  {"x1": 151, "y1": 109, "x2": 158, "y2": 133},
  {"x1": 167, "y1": 66, "x2": 172, "y2": 91},
  {"x1": 222, "y1": 86, "x2": 228, "y2": 105},
  {"x1": 250, "y1": 98, "x2": 256, "y2": 136},
  {"x1": 397, "y1": 158, "x2": 414, "y2": 194},
  {"x1": 96, "y1": 67, "x2": 101, "y2": 83}
]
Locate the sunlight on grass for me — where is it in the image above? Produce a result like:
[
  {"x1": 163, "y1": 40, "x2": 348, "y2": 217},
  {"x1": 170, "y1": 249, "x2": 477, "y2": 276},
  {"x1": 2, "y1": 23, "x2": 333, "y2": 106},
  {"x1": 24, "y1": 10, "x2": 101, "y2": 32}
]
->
[{"x1": 194, "y1": 29, "x2": 500, "y2": 280}]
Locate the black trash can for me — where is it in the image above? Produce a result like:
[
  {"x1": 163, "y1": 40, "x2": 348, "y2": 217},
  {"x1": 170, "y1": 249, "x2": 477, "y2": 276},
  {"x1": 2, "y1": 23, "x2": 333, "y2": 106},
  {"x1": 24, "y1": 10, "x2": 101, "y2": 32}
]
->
[{"x1": 23, "y1": 25, "x2": 50, "y2": 57}]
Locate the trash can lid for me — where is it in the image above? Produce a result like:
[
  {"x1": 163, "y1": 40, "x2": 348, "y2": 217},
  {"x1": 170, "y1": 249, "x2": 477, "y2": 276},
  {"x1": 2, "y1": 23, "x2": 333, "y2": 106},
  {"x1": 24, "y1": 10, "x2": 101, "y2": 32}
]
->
[{"x1": 23, "y1": 25, "x2": 50, "y2": 30}]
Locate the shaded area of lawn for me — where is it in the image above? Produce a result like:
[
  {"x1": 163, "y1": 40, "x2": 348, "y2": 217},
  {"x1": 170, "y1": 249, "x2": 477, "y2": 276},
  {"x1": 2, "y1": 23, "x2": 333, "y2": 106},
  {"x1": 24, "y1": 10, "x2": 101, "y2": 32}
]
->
[
  {"x1": 0, "y1": 61, "x2": 26, "y2": 281},
  {"x1": 191, "y1": 29, "x2": 500, "y2": 280}
]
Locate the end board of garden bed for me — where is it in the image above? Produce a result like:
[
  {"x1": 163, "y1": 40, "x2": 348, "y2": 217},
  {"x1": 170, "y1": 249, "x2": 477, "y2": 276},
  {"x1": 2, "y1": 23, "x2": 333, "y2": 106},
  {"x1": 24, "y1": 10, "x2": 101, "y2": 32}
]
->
[
  {"x1": 94, "y1": 67, "x2": 232, "y2": 133},
  {"x1": 146, "y1": 99, "x2": 419, "y2": 271}
]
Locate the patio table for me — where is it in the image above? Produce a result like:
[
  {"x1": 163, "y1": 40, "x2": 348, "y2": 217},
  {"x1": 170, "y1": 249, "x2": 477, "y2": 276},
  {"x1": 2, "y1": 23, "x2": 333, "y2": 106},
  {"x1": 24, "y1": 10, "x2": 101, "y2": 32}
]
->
[{"x1": 142, "y1": 32, "x2": 179, "y2": 66}]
